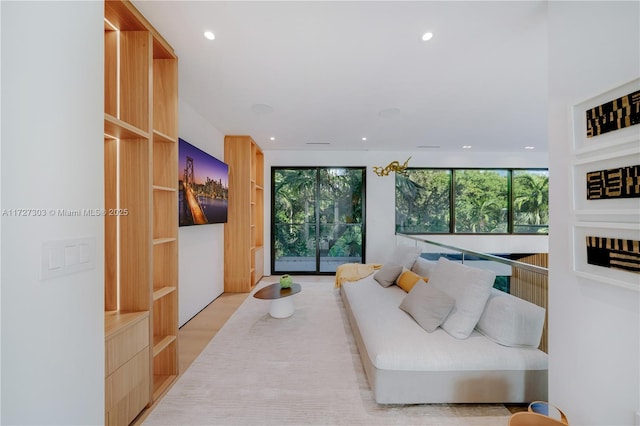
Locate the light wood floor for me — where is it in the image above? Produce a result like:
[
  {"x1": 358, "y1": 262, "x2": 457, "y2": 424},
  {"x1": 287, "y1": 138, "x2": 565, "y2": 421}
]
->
[{"x1": 133, "y1": 291, "x2": 249, "y2": 425}]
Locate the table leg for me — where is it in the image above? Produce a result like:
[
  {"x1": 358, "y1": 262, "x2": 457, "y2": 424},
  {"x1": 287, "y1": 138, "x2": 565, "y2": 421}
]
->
[{"x1": 269, "y1": 297, "x2": 295, "y2": 318}]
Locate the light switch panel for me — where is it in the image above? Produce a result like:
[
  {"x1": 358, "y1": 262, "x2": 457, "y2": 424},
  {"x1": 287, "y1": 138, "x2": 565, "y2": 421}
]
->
[{"x1": 42, "y1": 237, "x2": 96, "y2": 280}]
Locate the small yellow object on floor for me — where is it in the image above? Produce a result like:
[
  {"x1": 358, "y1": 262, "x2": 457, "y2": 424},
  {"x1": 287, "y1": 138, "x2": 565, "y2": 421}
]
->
[{"x1": 334, "y1": 263, "x2": 382, "y2": 288}]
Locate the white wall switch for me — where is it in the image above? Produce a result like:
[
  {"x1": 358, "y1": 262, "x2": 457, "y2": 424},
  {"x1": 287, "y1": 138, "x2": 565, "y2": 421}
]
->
[
  {"x1": 78, "y1": 243, "x2": 90, "y2": 264},
  {"x1": 65, "y1": 245, "x2": 78, "y2": 266},
  {"x1": 42, "y1": 237, "x2": 96, "y2": 280},
  {"x1": 48, "y1": 247, "x2": 62, "y2": 270}
]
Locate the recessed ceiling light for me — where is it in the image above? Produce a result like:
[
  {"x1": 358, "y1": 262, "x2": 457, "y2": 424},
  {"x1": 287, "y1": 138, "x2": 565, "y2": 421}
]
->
[
  {"x1": 361, "y1": 137, "x2": 367, "y2": 141},
  {"x1": 204, "y1": 31, "x2": 215, "y2": 40},
  {"x1": 462, "y1": 145, "x2": 472, "y2": 149},
  {"x1": 422, "y1": 32, "x2": 434, "y2": 41},
  {"x1": 270, "y1": 137, "x2": 276, "y2": 141},
  {"x1": 524, "y1": 146, "x2": 535, "y2": 150}
]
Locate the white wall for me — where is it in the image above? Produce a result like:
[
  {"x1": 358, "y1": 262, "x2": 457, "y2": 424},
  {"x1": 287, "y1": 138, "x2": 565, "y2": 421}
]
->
[
  {"x1": 263, "y1": 149, "x2": 548, "y2": 274},
  {"x1": 548, "y1": 2, "x2": 639, "y2": 425},
  {"x1": 0, "y1": 2, "x2": 104, "y2": 424},
  {"x1": 177, "y1": 100, "x2": 226, "y2": 326}
]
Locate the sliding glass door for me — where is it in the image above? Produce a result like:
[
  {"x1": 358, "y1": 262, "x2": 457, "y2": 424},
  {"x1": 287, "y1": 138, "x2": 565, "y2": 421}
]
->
[{"x1": 272, "y1": 167, "x2": 365, "y2": 274}]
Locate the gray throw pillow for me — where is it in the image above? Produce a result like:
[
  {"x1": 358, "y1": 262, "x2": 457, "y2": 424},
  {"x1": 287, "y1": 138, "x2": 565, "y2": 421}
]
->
[
  {"x1": 374, "y1": 263, "x2": 403, "y2": 287},
  {"x1": 411, "y1": 257, "x2": 437, "y2": 278},
  {"x1": 399, "y1": 280, "x2": 456, "y2": 332}
]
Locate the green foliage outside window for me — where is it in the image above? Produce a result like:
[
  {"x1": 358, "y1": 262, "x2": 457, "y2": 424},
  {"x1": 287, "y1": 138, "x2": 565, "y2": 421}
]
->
[
  {"x1": 396, "y1": 168, "x2": 549, "y2": 235},
  {"x1": 396, "y1": 170, "x2": 450, "y2": 233},
  {"x1": 455, "y1": 170, "x2": 508, "y2": 233},
  {"x1": 513, "y1": 170, "x2": 549, "y2": 234},
  {"x1": 274, "y1": 168, "x2": 364, "y2": 259}
]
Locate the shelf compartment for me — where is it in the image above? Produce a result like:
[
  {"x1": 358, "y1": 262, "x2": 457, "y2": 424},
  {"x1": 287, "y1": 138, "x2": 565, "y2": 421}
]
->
[
  {"x1": 119, "y1": 30, "x2": 151, "y2": 132},
  {"x1": 118, "y1": 138, "x2": 151, "y2": 313},
  {"x1": 153, "y1": 136, "x2": 178, "y2": 189},
  {"x1": 152, "y1": 191, "x2": 177, "y2": 233},
  {"x1": 153, "y1": 239, "x2": 177, "y2": 292},
  {"x1": 104, "y1": 138, "x2": 118, "y2": 311},
  {"x1": 152, "y1": 285, "x2": 177, "y2": 337},
  {"x1": 255, "y1": 187, "x2": 264, "y2": 248},
  {"x1": 152, "y1": 299, "x2": 178, "y2": 400},
  {"x1": 153, "y1": 189, "x2": 177, "y2": 239},
  {"x1": 153, "y1": 58, "x2": 178, "y2": 137},
  {"x1": 104, "y1": 28, "x2": 118, "y2": 117},
  {"x1": 254, "y1": 246, "x2": 265, "y2": 285}
]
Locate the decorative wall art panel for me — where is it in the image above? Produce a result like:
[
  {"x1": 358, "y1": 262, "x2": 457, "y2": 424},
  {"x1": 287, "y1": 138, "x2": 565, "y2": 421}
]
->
[
  {"x1": 585, "y1": 236, "x2": 640, "y2": 274},
  {"x1": 573, "y1": 78, "x2": 640, "y2": 155},
  {"x1": 586, "y1": 164, "x2": 640, "y2": 200},
  {"x1": 572, "y1": 147, "x2": 640, "y2": 222},
  {"x1": 585, "y1": 90, "x2": 640, "y2": 138},
  {"x1": 573, "y1": 222, "x2": 640, "y2": 291}
]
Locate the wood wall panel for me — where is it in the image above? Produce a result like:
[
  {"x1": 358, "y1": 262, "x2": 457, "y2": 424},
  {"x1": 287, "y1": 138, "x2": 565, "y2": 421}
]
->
[{"x1": 511, "y1": 253, "x2": 549, "y2": 353}]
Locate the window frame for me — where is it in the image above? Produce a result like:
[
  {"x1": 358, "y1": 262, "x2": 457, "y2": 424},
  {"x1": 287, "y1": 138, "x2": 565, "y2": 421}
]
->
[{"x1": 396, "y1": 167, "x2": 549, "y2": 235}]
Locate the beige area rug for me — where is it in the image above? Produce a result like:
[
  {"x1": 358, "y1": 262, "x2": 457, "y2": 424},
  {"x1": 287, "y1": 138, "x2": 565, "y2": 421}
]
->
[{"x1": 143, "y1": 278, "x2": 511, "y2": 425}]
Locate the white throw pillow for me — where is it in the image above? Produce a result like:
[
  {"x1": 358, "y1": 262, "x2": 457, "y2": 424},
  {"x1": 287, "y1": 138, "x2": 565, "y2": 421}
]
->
[
  {"x1": 388, "y1": 244, "x2": 423, "y2": 270},
  {"x1": 428, "y1": 257, "x2": 496, "y2": 339},
  {"x1": 476, "y1": 288, "x2": 546, "y2": 348}
]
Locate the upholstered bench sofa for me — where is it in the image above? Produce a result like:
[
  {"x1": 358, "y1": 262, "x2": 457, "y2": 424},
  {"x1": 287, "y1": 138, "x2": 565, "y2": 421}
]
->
[{"x1": 339, "y1": 246, "x2": 548, "y2": 404}]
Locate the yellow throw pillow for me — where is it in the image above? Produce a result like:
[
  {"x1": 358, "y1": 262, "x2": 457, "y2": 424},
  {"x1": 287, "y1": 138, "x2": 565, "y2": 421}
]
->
[{"x1": 396, "y1": 270, "x2": 428, "y2": 292}]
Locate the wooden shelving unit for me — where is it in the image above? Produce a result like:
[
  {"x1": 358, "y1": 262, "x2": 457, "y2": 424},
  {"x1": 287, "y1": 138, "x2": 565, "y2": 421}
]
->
[
  {"x1": 224, "y1": 136, "x2": 264, "y2": 292},
  {"x1": 103, "y1": 1, "x2": 179, "y2": 424}
]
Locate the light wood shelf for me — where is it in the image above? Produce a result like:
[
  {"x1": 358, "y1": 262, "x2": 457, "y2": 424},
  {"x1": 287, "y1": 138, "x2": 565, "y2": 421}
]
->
[
  {"x1": 153, "y1": 286, "x2": 177, "y2": 301},
  {"x1": 153, "y1": 237, "x2": 176, "y2": 245},
  {"x1": 104, "y1": 1, "x2": 179, "y2": 424},
  {"x1": 152, "y1": 129, "x2": 177, "y2": 144},
  {"x1": 153, "y1": 185, "x2": 177, "y2": 192},
  {"x1": 153, "y1": 335, "x2": 177, "y2": 357},
  {"x1": 224, "y1": 136, "x2": 264, "y2": 292},
  {"x1": 104, "y1": 114, "x2": 149, "y2": 140}
]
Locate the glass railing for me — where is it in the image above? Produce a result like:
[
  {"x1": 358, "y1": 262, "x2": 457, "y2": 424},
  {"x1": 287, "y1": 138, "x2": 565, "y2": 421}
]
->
[{"x1": 396, "y1": 233, "x2": 549, "y2": 353}]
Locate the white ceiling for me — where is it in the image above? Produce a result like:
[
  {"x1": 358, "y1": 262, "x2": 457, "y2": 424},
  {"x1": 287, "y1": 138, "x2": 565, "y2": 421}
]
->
[{"x1": 134, "y1": 1, "x2": 548, "y2": 152}]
